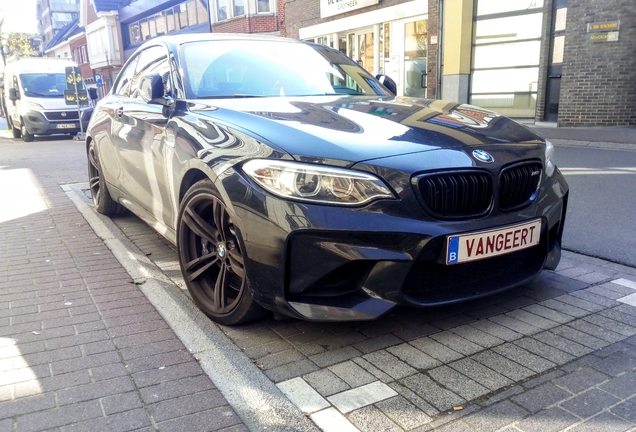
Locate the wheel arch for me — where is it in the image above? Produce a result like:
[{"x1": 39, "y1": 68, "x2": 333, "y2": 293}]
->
[{"x1": 178, "y1": 168, "x2": 212, "y2": 205}]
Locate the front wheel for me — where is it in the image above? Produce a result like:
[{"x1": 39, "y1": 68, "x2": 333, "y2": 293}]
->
[
  {"x1": 87, "y1": 141, "x2": 126, "y2": 215},
  {"x1": 177, "y1": 180, "x2": 265, "y2": 325},
  {"x1": 21, "y1": 122, "x2": 34, "y2": 142}
]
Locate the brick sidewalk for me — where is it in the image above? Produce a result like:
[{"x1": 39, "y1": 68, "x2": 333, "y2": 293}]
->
[{"x1": 0, "y1": 139, "x2": 247, "y2": 432}]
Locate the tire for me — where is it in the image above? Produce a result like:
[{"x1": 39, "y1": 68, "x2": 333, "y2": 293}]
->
[
  {"x1": 87, "y1": 140, "x2": 126, "y2": 215},
  {"x1": 9, "y1": 118, "x2": 21, "y2": 138},
  {"x1": 177, "y1": 180, "x2": 265, "y2": 325},
  {"x1": 21, "y1": 121, "x2": 34, "y2": 142}
]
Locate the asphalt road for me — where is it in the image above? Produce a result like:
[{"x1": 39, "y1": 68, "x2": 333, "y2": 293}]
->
[{"x1": 555, "y1": 145, "x2": 636, "y2": 268}]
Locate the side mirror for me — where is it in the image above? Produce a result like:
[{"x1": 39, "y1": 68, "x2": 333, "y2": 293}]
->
[
  {"x1": 8, "y1": 88, "x2": 19, "y2": 101},
  {"x1": 138, "y1": 73, "x2": 173, "y2": 107},
  {"x1": 88, "y1": 88, "x2": 98, "y2": 100},
  {"x1": 375, "y1": 74, "x2": 397, "y2": 96}
]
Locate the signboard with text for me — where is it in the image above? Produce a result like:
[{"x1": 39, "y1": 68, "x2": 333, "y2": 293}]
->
[{"x1": 320, "y1": 0, "x2": 379, "y2": 18}]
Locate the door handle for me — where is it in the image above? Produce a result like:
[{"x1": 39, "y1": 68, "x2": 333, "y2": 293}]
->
[{"x1": 114, "y1": 107, "x2": 124, "y2": 121}]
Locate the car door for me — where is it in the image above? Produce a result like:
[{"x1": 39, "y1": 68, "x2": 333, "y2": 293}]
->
[{"x1": 112, "y1": 44, "x2": 176, "y2": 226}]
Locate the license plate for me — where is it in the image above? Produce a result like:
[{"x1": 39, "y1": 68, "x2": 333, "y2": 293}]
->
[
  {"x1": 56, "y1": 123, "x2": 76, "y2": 129},
  {"x1": 446, "y1": 219, "x2": 542, "y2": 265}
]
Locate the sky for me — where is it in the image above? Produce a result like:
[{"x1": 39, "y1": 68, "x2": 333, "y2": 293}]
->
[{"x1": 1, "y1": 0, "x2": 39, "y2": 34}]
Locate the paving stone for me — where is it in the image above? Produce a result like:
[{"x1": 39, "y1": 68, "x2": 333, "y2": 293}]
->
[
  {"x1": 553, "y1": 366, "x2": 609, "y2": 393},
  {"x1": 400, "y1": 373, "x2": 464, "y2": 412},
  {"x1": 571, "y1": 290, "x2": 620, "y2": 308},
  {"x1": 513, "y1": 337, "x2": 575, "y2": 365},
  {"x1": 449, "y1": 324, "x2": 504, "y2": 348},
  {"x1": 409, "y1": 337, "x2": 463, "y2": 363},
  {"x1": 429, "y1": 331, "x2": 484, "y2": 356},
  {"x1": 463, "y1": 400, "x2": 529, "y2": 432},
  {"x1": 147, "y1": 389, "x2": 229, "y2": 422},
  {"x1": 138, "y1": 375, "x2": 215, "y2": 404},
  {"x1": 375, "y1": 395, "x2": 432, "y2": 430},
  {"x1": 353, "y1": 334, "x2": 402, "y2": 354},
  {"x1": 469, "y1": 319, "x2": 522, "y2": 342},
  {"x1": 313, "y1": 331, "x2": 369, "y2": 351},
  {"x1": 14, "y1": 400, "x2": 103, "y2": 432},
  {"x1": 386, "y1": 343, "x2": 442, "y2": 370},
  {"x1": 348, "y1": 405, "x2": 402, "y2": 432},
  {"x1": 561, "y1": 388, "x2": 620, "y2": 418},
  {"x1": 448, "y1": 358, "x2": 512, "y2": 391},
  {"x1": 523, "y1": 304, "x2": 575, "y2": 324},
  {"x1": 521, "y1": 369, "x2": 566, "y2": 389},
  {"x1": 584, "y1": 314, "x2": 636, "y2": 337},
  {"x1": 594, "y1": 341, "x2": 631, "y2": 358},
  {"x1": 506, "y1": 309, "x2": 558, "y2": 330},
  {"x1": 264, "y1": 359, "x2": 320, "y2": 383},
  {"x1": 100, "y1": 391, "x2": 145, "y2": 415},
  {"x1": 62, "y1": 408, "x2": 153, "y2": 432},
  {"x1": 310, "y1": 407, "x2": 358, "y2": 432},
  {"x1": 465, "y1": 304, "x2": 509, "y2": 320},
  {"x1": 516, "y1": 406, "x2": 579, "y2": 432},
  {"x1": 362, "y1": 350, "x2": 417, "y2": 380},
  {"x1": 534, "y1": 331, "x2": 593, "y2": 357},
  {"x1": 392, "y1": 323, "x2": 440, "y2": 341},
  {"x1": 540, "y1": 298, "x2": 589, "y2": 318},
  {"x1": 155, "y1": 406, "x2": 242, "y2": 432},
  {"x1": 430, "y1": 313, "x2": 475, "y2": 330},
  {"x1": 493, "y1": 343, "x2": 556, "y2": 373},
  {"x1": 552, "y1": 325, "x2": 609, "y2": 350},
  {"x1": 352, "y1": 357, "x2": 393, "y2": 383},
  {"x1": 567, "y1": 411, "x2": 633, "y2": 432},
  {"x1": 599, "y1": 371, "x2": 636, "y2": 398},
  {"x1": 480, "y1": 385, "x2": 524, "y2": 407},
  {"x1": 303, "y1": 369, "x2": 350, "y2": 397},
  {"x1": 327, "y1": 381, "x2": 397, "y2": 414},
  {"x1": 310, "y1": 346, "x2": 362, "y2": 368},
  {"x1": 599, "y1": 308, "x2": 636, "y2": 329},
  {"x1": 387, "y1": 382, "x2": 439, "y2": 417},
  {"x1": 489, "y1": 314, "x2": 542, "y2": 336},
  {"x1": 568, "y1": 319, "x2": 624, "y2": 344},
  {"x1": 472, "y1": 350, "x2": 534, "y2": 382},
  {"x1": 329, "y1": 361, "x2": 377, "y2": 388},
  {"x1": 611, "y1": 397, "x2": 636, "y2": 422},
  {"x1": 277, "y1": 377, "x2": 329, "y2": 414},
  {"x1": 57, "y1": 376, "x2": 136, "y2": 406},
  {"x1": 591, "y1": 351, "x2": 636, "y2": 377},
  {"x1": 511, "y1": 383, "x2": 572, "y2": 414},
  {"x1": 429, "y1": 366, "x2": 489, "y2": 401}
]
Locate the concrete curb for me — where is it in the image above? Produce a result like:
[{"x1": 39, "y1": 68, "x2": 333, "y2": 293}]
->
[
  {"x1": 61, "y1": 182, "x2": 319, "y2": 432},
  {"x1": 550, "y1": 139, "x2": 636, "y2": 152}
]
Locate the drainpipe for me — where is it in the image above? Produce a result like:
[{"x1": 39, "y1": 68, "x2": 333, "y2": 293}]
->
[{"x1": 437, "y1": 0, "x2": 444, "y2": 99}]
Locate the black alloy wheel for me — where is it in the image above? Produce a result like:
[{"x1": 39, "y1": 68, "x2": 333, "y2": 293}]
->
[
  {"x1": 177, "y1": 180, "x2": 264, "y2": 325},
  {"x1": 87, "y1": 141, "x2": 126, "y2": 215}
]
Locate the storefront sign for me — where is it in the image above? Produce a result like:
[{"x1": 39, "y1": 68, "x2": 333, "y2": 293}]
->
[
  {"x1": 588, "y1": 32, "x2": 619, "y2": 42},
  {"x1": 587, "y1": 21, "x2": 619, "y2": 32},
  {"x1": 320, "y1": 0, "x2": 379, "y2": 18}
]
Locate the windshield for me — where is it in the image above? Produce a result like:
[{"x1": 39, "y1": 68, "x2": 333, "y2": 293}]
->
[
  {"x1": 19, "y1": 73, "x2": 80, "y2": 98},
  {"x1": 179, "y1": 40, "x2": 391, "y2": 99}
]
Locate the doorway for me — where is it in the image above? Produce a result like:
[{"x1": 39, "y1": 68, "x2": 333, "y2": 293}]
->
[{"x1": 545, "y1": 0, "x2": 566, "y2": 122}]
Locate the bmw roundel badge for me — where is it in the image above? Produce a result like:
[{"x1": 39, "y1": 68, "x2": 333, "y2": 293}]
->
[{"x1": 472, "y1": 149, "x2": 494, "y2": 164}]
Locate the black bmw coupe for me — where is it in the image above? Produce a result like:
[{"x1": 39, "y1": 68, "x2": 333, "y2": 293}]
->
[{"x1": 86, "y1": 34, "x2": 568, "y2": 325}]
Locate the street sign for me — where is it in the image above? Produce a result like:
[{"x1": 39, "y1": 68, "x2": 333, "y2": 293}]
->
[
  {"x1": 65, "y1": 66, "x2": 82, "y2": 91},
  {"x1": 64, "y1": 90, "x2": 88, "y2": 106},
  {"x1": 94, "y1": 74, "x2": 102, "y2": 84}
]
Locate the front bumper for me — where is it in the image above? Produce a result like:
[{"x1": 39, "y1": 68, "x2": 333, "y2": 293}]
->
[
  {"x1": 220, "y1": 166, "x2": 569, "y2": 322},
  {"x1": 22, "y1": 108, "x2": 93, "y2": 136}
]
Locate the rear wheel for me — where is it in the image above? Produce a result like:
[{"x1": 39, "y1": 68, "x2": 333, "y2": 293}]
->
[
  {"x1": 177, "y1": 180, "x2": 265, "y2": 325},
  {"x1": 87, "y1": 141, "x2": 126, "y2": 215},
  {"x1": 9, "y1": 118, "x2": 21, "y2": 138}
]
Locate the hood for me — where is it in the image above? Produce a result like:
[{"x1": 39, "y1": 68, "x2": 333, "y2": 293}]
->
[{"x1": 190, "y1": 96, "x2": 544, "y2": 166}]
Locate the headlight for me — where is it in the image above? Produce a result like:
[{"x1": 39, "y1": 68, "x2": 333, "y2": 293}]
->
[
  {"x1": 243, "y1": 159, "x2": 396, "y2": 205},
  {"x1": 544, "y1": 140, "x2": 555, "y2": 176},
  {"x1": 25, "y1": 102, "x2": 45, "y2": 110}
]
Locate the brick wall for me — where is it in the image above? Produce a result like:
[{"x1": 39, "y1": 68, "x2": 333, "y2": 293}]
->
[
  {"x1": 426, "y1": 0, "x2": 438, "y2": 99},
  {"x1": 278, "y1": 0, "x2": 286, "y2": 36},
  {"x1": 558, "y1": 0, "x2": 636, "y2": 126},
  {"x1": 212, "y1": 15, "x2": 279, "y2": 34}
]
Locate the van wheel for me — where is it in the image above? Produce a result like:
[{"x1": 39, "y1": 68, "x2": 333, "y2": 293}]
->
[
  {"x1": 9, "y1": 119, "x2": 21, "y2": 138},
  {"x1": 21, "y1": 122, "x2": 34, "y2": 142}
]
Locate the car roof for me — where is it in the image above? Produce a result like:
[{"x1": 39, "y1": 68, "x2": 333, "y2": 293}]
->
[{"x1": 138, "y1": 33, "x2": 306, "y2": 51}]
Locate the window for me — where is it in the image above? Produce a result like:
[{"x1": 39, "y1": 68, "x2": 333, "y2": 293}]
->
[
  {"x1": 81, "y1": 46, "x2": 87, "y2": 64},
  {"x1": 470, "y1": 0, "x2": 543, "y2": 117},
  {"x1": 131, "y1": 45, "x2": 172, "y2": 100},
  {"x1": 217, "y1": 0, "x2": 228, "y2": 21},
  {"x1": 114, "y1": 56, "x2": 140, "y2": 97},
  {"x1": 257, "y1": 0, "x2": 271, "y2": 13}
]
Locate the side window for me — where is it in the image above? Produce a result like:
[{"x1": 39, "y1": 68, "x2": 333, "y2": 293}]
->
[
  {"x1": 130, "y1": 45, "x2": 172, "y2": 100},
  {"x1": 114, "y1": 56, "x2": 140, "y2": 97}
]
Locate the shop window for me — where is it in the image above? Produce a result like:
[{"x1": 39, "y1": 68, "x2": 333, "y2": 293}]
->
[
  {"x1": 155, "y1": 12, "x2": 167, "y2": 36},
  {"x1": 187, "y1": 0, "x2": 198, "y2": 26},
  {"x1": 178, "y1": 4, "x2": 188, "y2": 29},
  {"x1": 476, "y1": 0, "x2": 543, "y2": 17},
  {"x1": 198, "y1": 0, "x2": 210, "y2": 23},
  {"x1": 473, "y1": 40, "x2": 540, "y2": 69}
]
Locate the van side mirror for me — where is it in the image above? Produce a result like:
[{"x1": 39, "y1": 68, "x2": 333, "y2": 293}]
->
[
  {"x1": 375, "y1": 74, "x2": 397, "y2": 96},
  {"x1": 8, "y1": 88, "x2": 19, "y2": 101}
]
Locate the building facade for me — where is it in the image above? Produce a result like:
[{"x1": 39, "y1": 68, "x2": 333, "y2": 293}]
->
[{"x1": 37, "y1": 0, "x2": 81, "y2": 48}]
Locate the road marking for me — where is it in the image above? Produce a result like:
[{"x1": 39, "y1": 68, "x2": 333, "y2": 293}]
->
[
  {"x1": 612, "y1": 279, "x2": 636, "y2": 290},
  {"x1": 618, "y1": 294, "x2": 636, "y2": 308},
  {"x1": 327, "y1": 381, "x2": 397, "y2": 414},
  {"x1": 311, "y1": 408, "x2": 359, "y2": 432},
  {"x1": 277, "y1": 378, "x2": 330, "y2": 414}
]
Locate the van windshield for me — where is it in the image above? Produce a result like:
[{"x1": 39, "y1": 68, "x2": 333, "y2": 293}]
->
[{"x1": 19, "y1": 73, "x2": 81, "y2": 98}]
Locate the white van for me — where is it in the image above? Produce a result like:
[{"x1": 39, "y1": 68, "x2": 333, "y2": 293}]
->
[{"x1": 2, "y1": 58, "x2": 93, "y2": 142}]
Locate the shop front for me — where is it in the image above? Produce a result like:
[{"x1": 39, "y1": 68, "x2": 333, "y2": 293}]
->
[{"x1": 298, "y1": 1, "x2": 429, "y2": 98}]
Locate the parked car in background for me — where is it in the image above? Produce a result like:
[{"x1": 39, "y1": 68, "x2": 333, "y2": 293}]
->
[
  {"x1": 2, "y1": 57, "x2": 92, "y2": 141},
  {"x1": 86, "y1": 34, "x2": 568, "y2": 325}
]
